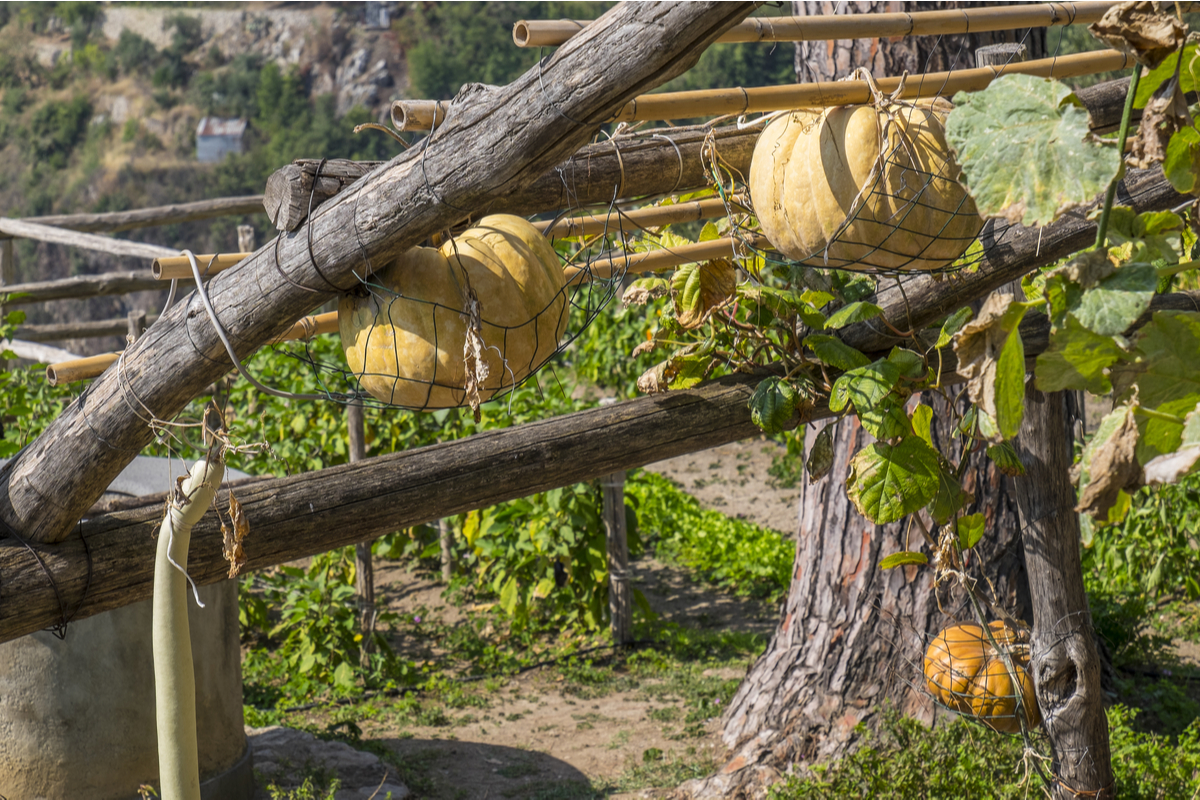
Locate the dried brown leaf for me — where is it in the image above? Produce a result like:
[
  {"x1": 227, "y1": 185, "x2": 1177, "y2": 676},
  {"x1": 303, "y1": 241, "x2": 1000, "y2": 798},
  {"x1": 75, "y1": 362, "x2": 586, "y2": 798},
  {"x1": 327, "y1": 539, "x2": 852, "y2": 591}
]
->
[
  {"x1": 221, "y1": 489, "x2": 250, "y2": 579},
  {"x1": 1050, "y1": 249, "x2": 1116, "y2": 289},
  {"x1": 460, "y1": 287, "x2": 488, "y2": 423},
  {"x1": 952, "y1": 293, "x2": 1015, "y2": 438},
  {"x1": 1089, "y1": 1, "x2": 1187, "y2": 68},
  {"x1": 1130, "y1": 70, "x2": 1193, "y2": 170},
  {"x1": 673, "y1": 259, "x2": 736, "y2": 330},
  {"x1": 1077, "y1": 409, "x2": 1144, "y2": 519},
  {"x1": 636, "y1": 362, "x2": 667, "y2": 394}
]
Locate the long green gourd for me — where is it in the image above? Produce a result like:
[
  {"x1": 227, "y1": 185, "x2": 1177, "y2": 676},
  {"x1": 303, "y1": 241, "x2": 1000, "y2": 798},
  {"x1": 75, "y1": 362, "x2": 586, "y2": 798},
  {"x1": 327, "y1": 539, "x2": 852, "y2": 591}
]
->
[{"x1": 153, "y1": 456, "x2": 224, "y2": 800}]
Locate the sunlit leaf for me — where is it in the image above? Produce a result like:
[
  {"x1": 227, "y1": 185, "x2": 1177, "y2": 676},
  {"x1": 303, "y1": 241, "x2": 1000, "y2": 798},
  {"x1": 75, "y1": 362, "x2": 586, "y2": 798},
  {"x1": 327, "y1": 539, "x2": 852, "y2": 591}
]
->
[
  {"x1": 947, "y1": 75, "x2": 1120, "y2": 226},
  {"x1": 846, "y1": 436, "x2": 942, "y2": 524},
  {"x1": 825, "y1": 301, "x2": 884, "y2": 329},
  {"x1": 829, "y1": 359, "x2": 901, "y2": 416},
  {"x1": 879, "y1": 551, "x2": 929, "y2": 569},
  {"x1": 1073, "y1": 263, "x2": 1157, "y2": 336},
  {"x1": 805, "y1": 334, "x2": 871, "y2": 371},
  {"x1": 957, "y1": 513, "x2": 985, "y2": 551},
  {"x1": 1035, "y1": 315, "x2": 1127, "y2": 394}
]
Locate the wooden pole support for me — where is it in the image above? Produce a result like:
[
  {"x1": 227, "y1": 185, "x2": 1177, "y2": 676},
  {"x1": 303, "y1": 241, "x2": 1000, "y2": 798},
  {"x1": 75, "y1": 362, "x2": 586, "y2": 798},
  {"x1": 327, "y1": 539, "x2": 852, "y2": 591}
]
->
[
  {"x1": 348, "y1": 401, "x2": 376, "y2": 666},
  {"x1": 236, "y1": 226, "x2": 257, "y2": 254},
  {"x1": 390, "y1": 100, "x2": 449, "y2": 133},
  {"x1": 537, "y1": 195, "x2": 748, "y2": 239},
  {"x1": 152, "y1": 254, "x2": 250, "y2": 280},
  {"x1": 46, "y1": 311, "x2": 341, "y2": 385},
  {"x1": 603, "y1": 470, "x2": 633, "y2": 646},
  {"x1": 566, "y1": 234, "x2": 770, "y2": 284},
  {"x1": 397, "y1": 50, "x2": 1133, "y2": 131},
  {"x1": 127, "y1": 310, "x2": 147, "y2": 343},
  {"x1": 513, "y1": 2, "x2": 1114, "y2": 47}
]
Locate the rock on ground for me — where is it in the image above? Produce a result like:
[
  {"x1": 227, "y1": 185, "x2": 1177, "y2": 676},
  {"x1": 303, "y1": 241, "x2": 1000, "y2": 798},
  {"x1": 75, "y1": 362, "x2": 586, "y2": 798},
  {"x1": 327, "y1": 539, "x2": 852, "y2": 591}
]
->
[{"x1": 247, "y1": 725, "x2": 409, "y2": 799}]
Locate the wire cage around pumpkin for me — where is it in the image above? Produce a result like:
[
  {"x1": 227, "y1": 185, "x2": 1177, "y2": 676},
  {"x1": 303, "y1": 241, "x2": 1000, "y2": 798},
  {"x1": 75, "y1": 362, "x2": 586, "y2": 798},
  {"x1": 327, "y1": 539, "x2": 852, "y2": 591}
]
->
[
  {"x1": 921, "y1": 618, "x2": 1042, "y2": 736},
  {"x1": 749, "y1": 98, "x2": 1014, "y2": 277},
  {"x1": 262, "y1": 216, "x2": 629, "y2": 413}
]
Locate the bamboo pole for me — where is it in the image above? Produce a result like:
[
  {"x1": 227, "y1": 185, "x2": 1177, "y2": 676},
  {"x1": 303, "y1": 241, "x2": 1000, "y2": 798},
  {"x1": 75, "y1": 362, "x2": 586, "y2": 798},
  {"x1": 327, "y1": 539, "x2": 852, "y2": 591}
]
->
[
  {"x1": 46, "y1": 311, "x2": 340, "y2": 385},
  {"x1": 390, "y1": 100, "x2": 448, "y2": 133},
  {"x1": 513, "y1": 2, "x2": 1114, "y2": 47},
  {"x1": 537, "y1": 195, "x2": 748, "y2": 239},
  {"x1": 565, "y1": 234, "x2": 770, "y2": 284},
  {"x1": 152, "y1": 254, "x2": 249, "y2": 280},
  {"x1": 394, "y1": 50, "x2": 1133, "y2": 131},
  {"x1": 0, "y1": 196, "x2": 265, "y2": 239}
]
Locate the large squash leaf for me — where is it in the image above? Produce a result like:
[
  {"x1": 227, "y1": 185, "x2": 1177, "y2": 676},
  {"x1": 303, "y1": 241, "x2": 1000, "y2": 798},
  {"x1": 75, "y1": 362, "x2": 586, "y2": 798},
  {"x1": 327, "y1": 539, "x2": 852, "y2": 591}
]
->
[
  {"x1": 946, "y1": 75, "x2": 1120, "y2": 227},
  {"x1": 846, "y1": 436, "x2": 942, "y2": 525}
]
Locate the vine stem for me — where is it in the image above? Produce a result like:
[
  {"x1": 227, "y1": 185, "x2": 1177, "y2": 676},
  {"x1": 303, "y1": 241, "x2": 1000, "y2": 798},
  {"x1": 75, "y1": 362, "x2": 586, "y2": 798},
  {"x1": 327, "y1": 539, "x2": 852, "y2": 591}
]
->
[{"x1": 1093, "y1": 64, "x2": 1143, "y2": 251}]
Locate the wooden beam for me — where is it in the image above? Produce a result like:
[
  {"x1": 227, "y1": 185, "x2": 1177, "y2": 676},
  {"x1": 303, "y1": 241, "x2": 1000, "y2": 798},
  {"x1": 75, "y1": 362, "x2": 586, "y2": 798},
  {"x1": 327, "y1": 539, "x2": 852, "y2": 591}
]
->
[
  {"x1": 0, "y1": 196, "x2": 264, "y2": 238},
  {"x1": 7, "y1": 288, "x2": 1200, "y2": 644},
  {"x1": 512, "y1": 3, "x2": 1114, "y2": 47},
  {"x1": 0, "y1": 219, "x2": 176, "y2": 261},
  {"x1": 0, "y1": 271, "x2": 162, "y2": 306},
  {"x1": 14, "y1": 315, "x2": 160, "y2": 343},
  {"x1": 266, "y1": 124, "x2": 759, "y2": 232},
  {"x1": 0, "y1": 1, "x2": 762, "y2": 545}
]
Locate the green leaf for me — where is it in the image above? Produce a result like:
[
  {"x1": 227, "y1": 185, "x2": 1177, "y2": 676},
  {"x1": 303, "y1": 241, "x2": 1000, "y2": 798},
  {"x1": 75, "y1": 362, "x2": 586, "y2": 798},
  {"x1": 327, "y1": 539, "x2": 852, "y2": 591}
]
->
[
  {"x1": 957, "y1": 513, "x2": 985, "y2": 551},
  {"x1": 947, "y1": 75, "x2": 1120, "y2": 226},
  {"x1": 1164, "y1": 125, "x2": 1200, "y2": 195},
  {"x1": 749, "y1": 376, "x2": 798, "y2": 434},
  {"x1": 880, "y1": 551, "x2": 929, "y2": 569},
  {"x1": 887, "y1": 347, "x2": 926, "y2": 381},
  {"x1": 1129, "y1": 312, "x2": 1200, "y2": 461},
  {"x1": 931, "y1": 466, "x2": 974, "y2": 526},
  {"x1": 805, "y1": 334, "x2": 871, "y2": 371},
  {"x1": 859, "y1": 403, "x2": 912, "y2": 441},
  {"x1": 499, "y1": 576, "x2": 520, "y2": 615},
  {"x1": 986, "y1": 441, "x2": 1025, "y2": 476},
  {"x1": 333, "y1": 661, "x2": 356, "y2": 691},
  {"x1": 666, "y1": 353, "x2": 711, "y2": 390},
  {"x1": 1073, "y1": 263, "x2": 1158, "y2": 336},
  {"x1": 829, "y1": 359, "x2": 901, "y2": 415},
  {"x1": 698, "y1": 221, "x2": 721, "y2": 242},
  {"x1": 807, "y1": 425, "x2": 834, "y2": 482},
  {"x1": 846, "y1": 436, "x2": 942, "y2": 524},
  {"x1": 995, "y1": 326, "x2": 1026, "y2": 441},
  {"x1": 1034, "y1": 315, "x2": 1127, "y2": 394},
  {"x1": 912, "y1": 405, "x2": 933, "y2": 447},
  {"x1": 671, "y1": 259, "x2": 735, "y2": 329},
  {"x1": 1135, "y1": 43, "x2": 1199, "y2": 107},
  {"x1": 824, "y1": 301, "x2": 884, "y2": 329},
  {"x1": 532, "y1": 576, "x2": 556, "y2": 600},
  {"x1": 935, "y1": 307, "x2": 973, "y2": 349}
]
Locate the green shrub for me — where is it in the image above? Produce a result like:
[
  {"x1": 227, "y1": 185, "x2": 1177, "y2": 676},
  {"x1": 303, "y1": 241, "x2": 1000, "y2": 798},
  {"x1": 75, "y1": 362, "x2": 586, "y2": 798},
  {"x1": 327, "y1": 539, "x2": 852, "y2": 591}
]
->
[
  {"x1": 28, "y1": 95, "x2": 92, "y2": 169},
  {"x1": 113, "y1": 29, "x2": 158, "y2": 77}
]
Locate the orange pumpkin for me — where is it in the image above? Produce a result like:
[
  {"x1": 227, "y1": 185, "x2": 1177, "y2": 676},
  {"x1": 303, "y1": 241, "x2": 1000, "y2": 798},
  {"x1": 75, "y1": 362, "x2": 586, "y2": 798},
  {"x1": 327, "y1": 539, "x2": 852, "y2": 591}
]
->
[{"x1": 923, "y1": 620, "x2": 1040, "y2": 734}]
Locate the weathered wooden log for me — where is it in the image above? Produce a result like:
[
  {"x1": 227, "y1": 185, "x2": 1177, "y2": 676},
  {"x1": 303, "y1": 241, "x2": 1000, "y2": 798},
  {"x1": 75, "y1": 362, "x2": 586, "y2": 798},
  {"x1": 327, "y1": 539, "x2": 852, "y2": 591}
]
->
[
  {"x1": 266, "y1": 125, "x2": 759, "y2": 232},
  {"x1": 0, "y1": 2, "x2": 761, "y2": 545},
  {"x1": 1, "y1": 196, "x2": 264, "y2": 238},
  {"x1": 0, "y1": 340, "x2": 82, "y2": 364},
  {"x1": 15, "y1": 315, "x2": 160, "y2": 343},
  {"x1": 0, "y1": 219, "x2": 176, "y2": 261},
  {"x1": 0, "y1": 271, "x2": 162, "y2": 306},
  {"x1": 264, "y1": 160, "x2": 377, "y2": 232}
]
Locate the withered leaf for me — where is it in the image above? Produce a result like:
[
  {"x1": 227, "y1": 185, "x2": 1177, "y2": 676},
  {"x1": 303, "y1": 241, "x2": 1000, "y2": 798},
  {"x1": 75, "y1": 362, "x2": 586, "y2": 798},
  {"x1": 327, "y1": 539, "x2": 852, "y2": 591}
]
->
[
  {"x1": 221, "y1": 489, "x2": 250, "y2": 579},
  {"x1": 1130, "y1": 70, "x2": 1193, "y2": 170},
  {"x1": 1089, "y1": 1, "x2": 1187, "y2": 68},
  {"x1": 671, "y1": 258, "x2": 736, "y2": 330},
  {"x1": 807, "y1": 425, "x2": 835, "y2": 483},
  {"x1": 1077, "y1": 408, "x2": 1144, "y2": 520},
  {"x1": 622, "y1": 277, "x2": 669, "y2": 306},
  {"x1": 952, "y1": 293, "x2": 1025, "y2": 442}
]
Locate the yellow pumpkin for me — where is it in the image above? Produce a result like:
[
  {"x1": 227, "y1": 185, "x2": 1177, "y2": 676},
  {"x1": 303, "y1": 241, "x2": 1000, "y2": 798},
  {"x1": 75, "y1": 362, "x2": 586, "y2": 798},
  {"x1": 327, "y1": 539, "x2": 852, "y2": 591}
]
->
[
  {"x1": 923, "y1": 620, "x2": 1041, "y2": 734},
  {"x1": 749, "y1": 100, "x2": 984, "y2": 272},
  {"x1": 339, "y1": 214, "x2": 567, "y2": 408}
]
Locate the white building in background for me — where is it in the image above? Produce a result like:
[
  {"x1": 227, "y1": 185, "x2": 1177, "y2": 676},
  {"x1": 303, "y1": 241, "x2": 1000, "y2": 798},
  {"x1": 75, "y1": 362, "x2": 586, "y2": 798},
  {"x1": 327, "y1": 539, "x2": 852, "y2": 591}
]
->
[{"x1": 196, "y1": 117, "x2": 247, "y2": 163}]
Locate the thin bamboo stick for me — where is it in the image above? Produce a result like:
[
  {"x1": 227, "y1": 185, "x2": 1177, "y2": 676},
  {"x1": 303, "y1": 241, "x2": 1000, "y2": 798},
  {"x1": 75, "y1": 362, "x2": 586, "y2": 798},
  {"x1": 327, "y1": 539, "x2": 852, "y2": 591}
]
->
[
  {"x1": 46, "y1": 353, "x2": 120, "y2": 386},
  {"x1": 564, "y1": 235, "x2": 770, "y2": 285},
  {"x1": 152, "y1": 254, "x2": 250, "y2": 280},
  {"x1": 395, "y1": 50, "x2": 1133, "y2": 131},
  {"x1": 391, "y1": 100, "x2": 448, "y2": 133},
  {"x1": 536, "y1": 195, "x2": 749, "y2": 238},
  {"x1": 47, "y1": 311, "x2": 342, "y2": 384},
  {"x1": 513, "y1": 2, "x2": 1114, "y2": 47}
]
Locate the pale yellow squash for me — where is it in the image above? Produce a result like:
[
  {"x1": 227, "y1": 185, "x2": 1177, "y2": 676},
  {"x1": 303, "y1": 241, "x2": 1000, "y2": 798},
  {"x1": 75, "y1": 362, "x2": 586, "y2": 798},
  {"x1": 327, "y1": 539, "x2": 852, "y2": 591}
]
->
[
  {"x1": 750, "y1": 101, "x2": 984, "y2": 272},
  {"x1": 339, "y1": 214, "x2": 568, "y2": 408}
]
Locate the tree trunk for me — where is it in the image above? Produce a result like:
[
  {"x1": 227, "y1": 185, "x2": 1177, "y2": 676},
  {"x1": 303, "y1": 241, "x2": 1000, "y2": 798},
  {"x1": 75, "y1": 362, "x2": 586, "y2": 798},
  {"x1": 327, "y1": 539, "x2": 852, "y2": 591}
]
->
[
  {"x1": 685, "y1": 394, "x2": 1028, "y2": 798},
  {"x1": 680, "y1": 6, "x2": 1051, "y2": 797},
  {"x1": 1016, "y1": 388, "x2": 1114, "y2": 799}
]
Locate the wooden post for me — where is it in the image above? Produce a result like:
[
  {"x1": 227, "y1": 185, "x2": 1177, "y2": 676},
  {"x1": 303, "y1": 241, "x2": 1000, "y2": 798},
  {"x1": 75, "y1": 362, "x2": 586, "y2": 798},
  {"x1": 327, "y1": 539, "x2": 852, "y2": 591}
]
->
[
  {"x1": 236, "y1": 225, "x2": 256, "y2": 254},
  {"x1": 1, "y1": 238, "x2": 13, "y2": 369},
  {"x1": 1016, "y1": 387, "x2": 1114, "y2": 799},
  {"x1": 974, "y1": 42, "x2": 1028, "y2": 68},
  {"x1": 439, "y1": 519, "x2": 453, "y2": 582},
  {"x1": 602, "y1": 471, "x2": 632, "y2": 646},
  {"x1": 348, "y1": 401, "x2": 375, "y2": 665},
  {"x1": 126, "y1": 310, "x2": 146, "y2": 343}
]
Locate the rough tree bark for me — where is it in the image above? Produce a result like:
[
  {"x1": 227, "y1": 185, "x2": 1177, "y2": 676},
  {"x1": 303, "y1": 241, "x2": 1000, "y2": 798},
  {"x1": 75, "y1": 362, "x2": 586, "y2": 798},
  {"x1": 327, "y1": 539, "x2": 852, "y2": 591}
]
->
[{"x1": 682, "y1": 6, "x2": 1055, "y2": 797}]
